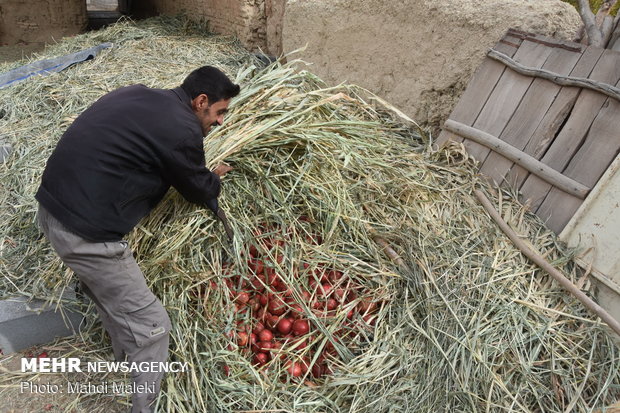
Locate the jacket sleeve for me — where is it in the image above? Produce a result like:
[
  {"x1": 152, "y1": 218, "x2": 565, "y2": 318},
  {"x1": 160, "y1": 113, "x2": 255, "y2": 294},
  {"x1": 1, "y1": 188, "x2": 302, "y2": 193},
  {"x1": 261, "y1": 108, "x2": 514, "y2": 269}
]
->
[{"x1": 161, "y1": 135, "x2": 221, "y2": 205}]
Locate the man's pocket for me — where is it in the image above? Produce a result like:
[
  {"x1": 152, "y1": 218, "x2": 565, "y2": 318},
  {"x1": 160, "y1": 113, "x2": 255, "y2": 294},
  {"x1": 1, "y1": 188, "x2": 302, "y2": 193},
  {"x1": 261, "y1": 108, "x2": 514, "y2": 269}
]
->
[
  {"x1": 103, "y1": 240, "x2": 129, "y2": 259},
  {"x1": 122, "y1": 297, "x2": 172, "y2": 348}
]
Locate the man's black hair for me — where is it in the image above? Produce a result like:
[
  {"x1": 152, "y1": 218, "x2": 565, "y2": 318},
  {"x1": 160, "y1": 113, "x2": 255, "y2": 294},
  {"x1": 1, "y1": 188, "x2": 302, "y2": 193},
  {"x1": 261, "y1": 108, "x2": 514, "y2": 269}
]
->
[{"x1": 181, "y1": 66, "x2": 240, "y2": 103}]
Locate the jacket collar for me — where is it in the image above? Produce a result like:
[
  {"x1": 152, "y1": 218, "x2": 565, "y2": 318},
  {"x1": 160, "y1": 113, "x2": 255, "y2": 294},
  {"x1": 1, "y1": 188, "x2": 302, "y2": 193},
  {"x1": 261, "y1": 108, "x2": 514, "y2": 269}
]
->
[{"x1": 172, "y1": 87, "x2": 192, "y2": 107}]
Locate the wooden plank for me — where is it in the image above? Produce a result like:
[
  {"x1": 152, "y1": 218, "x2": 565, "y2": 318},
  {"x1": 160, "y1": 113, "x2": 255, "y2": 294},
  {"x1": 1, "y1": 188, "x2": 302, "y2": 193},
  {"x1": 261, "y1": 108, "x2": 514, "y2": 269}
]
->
[
  {"x1": 506, "y1": 29, "x2": 584, "y2": 53},
  {"x1": 475, "y1": 189, "x2": 620, "y2": 338},
  {"x1": 560, "y1": 153, "x2": 620, "y2": 276},
  {"x1": 560, "y1": 153, "x2": 620, "y2": 326},
  {"x1": 509, "y1": 46, "x2": 606, "y2": 190},
  {"x1": 463, "y1": 40, "x2": 553, "y2": 164},
  {"x1": 444, "y1": 120, "x2": 590, "y2": 199},
  {"x1": 478, "y1": 46, "x2": 582, "y2": 186},
  {"x1": 538, "y1": 74, "x2": 620, "y2": 233},
  {"x1": 519, "y1": 49, "x2": 620, "y2": 219},
  {"x1": 436, "y1": 33, "x2": 521, "y2": 147}
]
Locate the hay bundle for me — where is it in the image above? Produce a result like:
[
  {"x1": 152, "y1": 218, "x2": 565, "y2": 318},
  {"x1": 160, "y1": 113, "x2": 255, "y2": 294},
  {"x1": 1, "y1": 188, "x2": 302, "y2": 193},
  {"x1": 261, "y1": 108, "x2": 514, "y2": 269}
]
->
[{"x1": 1, "y1": 17, "x2": 619, "y2": 413}]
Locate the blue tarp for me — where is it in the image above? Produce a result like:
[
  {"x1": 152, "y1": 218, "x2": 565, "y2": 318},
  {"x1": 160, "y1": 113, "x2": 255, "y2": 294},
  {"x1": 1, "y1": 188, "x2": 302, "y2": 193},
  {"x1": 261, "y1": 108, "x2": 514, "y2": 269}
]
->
[{"x1": 0, "y1": 43, "x2": 113, "y2": 89}]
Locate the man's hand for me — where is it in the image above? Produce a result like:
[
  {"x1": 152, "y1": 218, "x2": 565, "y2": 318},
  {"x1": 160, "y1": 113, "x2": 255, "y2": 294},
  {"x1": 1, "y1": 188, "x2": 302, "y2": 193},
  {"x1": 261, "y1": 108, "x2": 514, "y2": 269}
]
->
[{"x1": 212, "y1": 164, "x2": 233, "y2": 177}]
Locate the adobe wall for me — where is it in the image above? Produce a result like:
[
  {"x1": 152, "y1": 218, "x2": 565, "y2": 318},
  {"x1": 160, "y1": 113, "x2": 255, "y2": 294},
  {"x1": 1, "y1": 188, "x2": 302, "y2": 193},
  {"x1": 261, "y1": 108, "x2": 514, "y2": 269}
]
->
[
  {"x1": 281, "y1": 0, "x2": 582, "y2": 131},
  {"x1": 148, "y1": 0, "x2": 285, "y2": 53},
  {"x1": 5, "y1": 0, "x2": 578, "y2": 132},
  {"x1": 0, "y1": 0, "x2": 87, "y2": 46},
  {"x1": 146, "y1": 0, "x2": 581, "y2": 129}
]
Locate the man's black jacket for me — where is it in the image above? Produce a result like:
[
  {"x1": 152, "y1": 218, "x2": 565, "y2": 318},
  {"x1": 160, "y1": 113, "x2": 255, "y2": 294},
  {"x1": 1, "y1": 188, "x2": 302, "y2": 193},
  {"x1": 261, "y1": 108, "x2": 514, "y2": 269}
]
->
[{"x1": 36, "y1": 85, "x2": 221, "y2": 242}]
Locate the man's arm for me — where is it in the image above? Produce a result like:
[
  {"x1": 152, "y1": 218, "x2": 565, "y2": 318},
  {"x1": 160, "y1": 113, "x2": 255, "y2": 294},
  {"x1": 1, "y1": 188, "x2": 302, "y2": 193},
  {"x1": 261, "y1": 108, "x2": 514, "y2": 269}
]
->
[{"x1": 160, "y1": 136, "x2": 222, "y2": 205}]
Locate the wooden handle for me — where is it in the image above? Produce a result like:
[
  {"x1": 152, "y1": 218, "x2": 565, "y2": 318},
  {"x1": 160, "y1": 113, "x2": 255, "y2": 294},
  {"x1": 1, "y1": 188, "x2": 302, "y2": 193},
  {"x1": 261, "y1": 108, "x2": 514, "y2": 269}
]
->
[
  {"x1": 474, "y1": 189, "x2": 620, "y2": 337},
  {"x1": 444, "y1": 119, "x2": 590, "y2": 199}
]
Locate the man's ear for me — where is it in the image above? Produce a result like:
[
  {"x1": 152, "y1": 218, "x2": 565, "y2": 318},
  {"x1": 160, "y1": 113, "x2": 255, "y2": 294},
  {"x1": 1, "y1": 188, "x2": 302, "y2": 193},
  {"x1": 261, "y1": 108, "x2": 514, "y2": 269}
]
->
[{"x1": 191, "y1": 94, "x2": 210, "y2": 111}]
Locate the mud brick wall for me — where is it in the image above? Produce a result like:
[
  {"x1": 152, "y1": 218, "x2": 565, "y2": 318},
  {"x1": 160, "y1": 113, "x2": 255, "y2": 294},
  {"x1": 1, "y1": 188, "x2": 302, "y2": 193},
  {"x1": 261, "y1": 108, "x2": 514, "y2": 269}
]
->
[
  {"x1": 0, "y1": 0, "x2": 87, "y2": 45},
  {"x1": 282, "y1": 0, "x2": 582, "y2": 130},
  {"x1": 150, "y1": 0, "x2": 284, "y2": 52}
]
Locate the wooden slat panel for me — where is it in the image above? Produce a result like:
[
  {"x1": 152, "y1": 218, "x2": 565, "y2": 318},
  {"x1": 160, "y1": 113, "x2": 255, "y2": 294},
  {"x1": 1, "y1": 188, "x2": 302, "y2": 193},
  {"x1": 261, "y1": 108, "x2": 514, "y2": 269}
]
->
[
  {"x1": 478, "y1": 47, "x2": 582, "y2": 186},
  {"x1": 436, "y1": 33, "x2": 521, "y2": 147},
  {"x1": 538, "y1": 75, "x2": 620, "y2": 233},
  {"x1": 463, "y1": 40, "x2": 553, "y2": 163},
  {"x1": 519, "y1": 50, "x2": 620, "y2": 217},
  {"x1": 509, "y1": 46, "x2": 605, "y2": 190}
]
